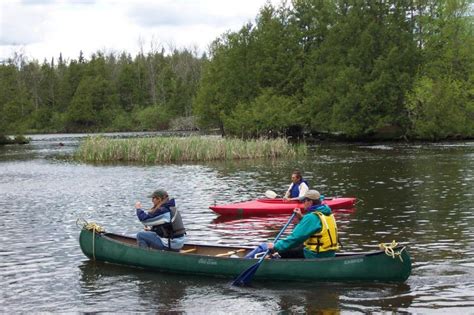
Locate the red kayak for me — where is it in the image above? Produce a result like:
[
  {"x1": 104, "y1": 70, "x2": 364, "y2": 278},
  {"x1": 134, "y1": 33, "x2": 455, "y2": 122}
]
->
[{"x1": 210, "y1": 197, "x2": 357, "y2": 216}]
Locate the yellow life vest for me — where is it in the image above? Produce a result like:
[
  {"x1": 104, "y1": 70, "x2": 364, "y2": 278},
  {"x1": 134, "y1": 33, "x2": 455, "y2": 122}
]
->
[{"x1": 304, "y1": 211, "x2": 339, "y2": 253}]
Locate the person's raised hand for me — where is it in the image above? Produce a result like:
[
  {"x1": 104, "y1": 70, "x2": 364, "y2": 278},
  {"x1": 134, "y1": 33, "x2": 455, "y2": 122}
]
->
[{"x1": 135, "y1": 201, "x2": 142, "y2": 209}]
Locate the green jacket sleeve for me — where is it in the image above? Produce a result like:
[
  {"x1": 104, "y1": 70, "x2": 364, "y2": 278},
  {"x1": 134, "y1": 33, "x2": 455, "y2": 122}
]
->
[{"x1": 274, "y1": 213, "x2": 322, "y2": 252}]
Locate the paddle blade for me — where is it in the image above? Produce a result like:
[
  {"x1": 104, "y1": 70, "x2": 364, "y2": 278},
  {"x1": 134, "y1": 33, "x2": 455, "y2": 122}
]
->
[
  {"x1": 265, "y1": 190, "x2": 278, "y2": 199},
  {"x1": 232, "y1": 262, "x2": 261, "y2": 286}
]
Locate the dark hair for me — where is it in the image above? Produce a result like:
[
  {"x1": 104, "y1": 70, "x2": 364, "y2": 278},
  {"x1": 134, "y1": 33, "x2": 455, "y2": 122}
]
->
[{"x1": 292, "y1": 170, "x2": 302, "y2": 180}]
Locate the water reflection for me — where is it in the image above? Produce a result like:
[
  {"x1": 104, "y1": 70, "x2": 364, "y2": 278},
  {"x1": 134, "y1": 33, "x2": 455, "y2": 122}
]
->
[
  {"x1": 78, "y1": 260, "x2": 414, "y2": 313},
  {"x1": 79, "y1": 261, "x2": 188, "y2": 312}
]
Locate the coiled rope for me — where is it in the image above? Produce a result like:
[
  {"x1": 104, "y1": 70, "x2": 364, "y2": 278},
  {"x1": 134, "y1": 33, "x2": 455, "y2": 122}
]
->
[
  {"x1": 379, "y1": 240, "x2": 406, "y2": 262},
  {"x1": 76, "y1": 218, "x2": 105, "y2": 260}
]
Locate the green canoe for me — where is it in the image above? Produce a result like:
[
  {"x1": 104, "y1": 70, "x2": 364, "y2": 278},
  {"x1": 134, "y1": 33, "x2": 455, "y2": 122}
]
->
[{"x1": 79, "y1": 227, "x2": 411, "y2": 282}]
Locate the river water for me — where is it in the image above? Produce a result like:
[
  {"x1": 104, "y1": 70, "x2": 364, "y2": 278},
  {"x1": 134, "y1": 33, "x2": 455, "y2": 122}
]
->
[{"x1": 0, "y1": 133, "x2": 473, "y2": 313}]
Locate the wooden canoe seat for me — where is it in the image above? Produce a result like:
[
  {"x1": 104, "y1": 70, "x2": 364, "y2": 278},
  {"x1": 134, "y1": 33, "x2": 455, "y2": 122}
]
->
[
  {"x1": 180, "y1": 248, "x2": 197, "y2": 254},
  {"x1": 215, "y1": 249, "x2": 246, "y2": 257}
]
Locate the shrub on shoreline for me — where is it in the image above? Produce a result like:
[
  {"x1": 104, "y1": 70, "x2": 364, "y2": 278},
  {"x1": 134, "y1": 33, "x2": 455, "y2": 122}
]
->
[
  {"x1": 74, "y1": 136, "x2": 307, "y2": 163},
  {"x1": 0, "y1": 135, "x2": 30, "y2": 145}
]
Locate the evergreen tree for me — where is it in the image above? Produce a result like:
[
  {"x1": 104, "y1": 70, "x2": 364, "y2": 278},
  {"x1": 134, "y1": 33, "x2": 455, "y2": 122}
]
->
[
  {"x1": 303, "y1": 0, "x2": 419, "y2": 138},
  {"x1": 406, "y1": 0, "x2": 474, "y2": 139}
]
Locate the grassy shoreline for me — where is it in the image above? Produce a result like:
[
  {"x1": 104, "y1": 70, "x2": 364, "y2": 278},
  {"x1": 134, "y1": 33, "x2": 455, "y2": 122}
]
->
[{"x1": 74, "y1": 136, "x2": 307, "y2": 163}]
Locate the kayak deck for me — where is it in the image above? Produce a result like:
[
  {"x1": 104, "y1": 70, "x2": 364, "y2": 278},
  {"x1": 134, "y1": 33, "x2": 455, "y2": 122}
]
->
[{"x1": 210, "y1": 197, "x2": 357, "y2": 215}]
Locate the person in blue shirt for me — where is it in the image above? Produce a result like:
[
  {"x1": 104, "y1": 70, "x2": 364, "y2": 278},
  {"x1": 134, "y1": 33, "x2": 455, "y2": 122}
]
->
[
  {"x1": 135, "y1": 189, "x2": 186, "y2": 251},
  {"x1": 283, "y1": 170, "x2": 309, "y2": 201},
  {"x1": 246, "y1": 190, "x2": 339, "y2": 259}
]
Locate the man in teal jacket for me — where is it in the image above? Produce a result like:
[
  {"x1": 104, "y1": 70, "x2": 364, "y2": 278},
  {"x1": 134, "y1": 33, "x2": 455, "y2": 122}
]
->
[{"x1": 246, "y1": 190, "x2": 339, "y2": 259}]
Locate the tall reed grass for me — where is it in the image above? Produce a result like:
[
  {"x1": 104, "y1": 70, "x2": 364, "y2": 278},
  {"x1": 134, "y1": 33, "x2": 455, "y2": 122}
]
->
[{"x1": 74, "y1": 136, "x2": 307, "y2": 163}]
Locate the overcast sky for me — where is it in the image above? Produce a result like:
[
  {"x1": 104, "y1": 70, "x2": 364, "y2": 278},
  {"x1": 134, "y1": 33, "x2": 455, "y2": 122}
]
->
[{"x1": 0, "y1": 0, "x2": 279, "y2": 63}]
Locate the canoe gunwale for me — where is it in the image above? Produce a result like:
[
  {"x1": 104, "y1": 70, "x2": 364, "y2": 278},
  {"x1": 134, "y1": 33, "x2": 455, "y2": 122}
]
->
[{"x1": 92, "y1": 230, "x2": 406, "y2": 262}]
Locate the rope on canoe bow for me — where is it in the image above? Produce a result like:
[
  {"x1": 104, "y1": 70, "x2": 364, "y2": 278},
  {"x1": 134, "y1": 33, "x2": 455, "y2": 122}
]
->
[
  {"x1": 379, "y1": 240, "x2": 406, "y2": 262},
  {"x1": 76, "y1": 218, "x2": 105, "y2": 260}
]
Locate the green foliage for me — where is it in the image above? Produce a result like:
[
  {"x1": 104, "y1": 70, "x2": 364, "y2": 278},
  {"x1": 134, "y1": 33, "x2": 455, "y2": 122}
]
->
[
  {"x1": 65, "y1": 76, "x2": 99, "y2": 130},
  {"x1": 194, "y1": 25, "x2": 260, "y2": 133},
  {"x1": 194, "y1": 0, "x2": 472, "y2": 140},
  {"x1": 406, "y1": 76, "x2": 474, "y2": 139},
  {"x1": 302, "y1": 0, "x2": 419, "y2": 138},
  {"x1": 405, "y1": 0, "x2": 474, "y2": 139},
  {"x1": 0, "y1": 134, "x2": 30, "y2": 145},
  {"x1": 222, "y1": 89, "x2": 300, "y2": 138},
  {"x1": 110, "y1": 109, "x2": 134, "y2": 131},
  {"x1": 13, "y1": 135, "x2": 30, "y2": 144},
  {"x1": 0, "y1": 48, "x2": 203, "y2": 134},
  {"x1": 133, "y1": 105, "x2": 172, "y2": 131}
]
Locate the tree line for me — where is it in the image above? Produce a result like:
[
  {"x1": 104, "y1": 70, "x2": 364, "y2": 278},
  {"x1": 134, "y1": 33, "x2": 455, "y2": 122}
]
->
[
  {"x1": 0, "y1": 46, "x2": 203, "y2": 135},
  {"x1": 1, "y1": 0, "x2": 473, "y2": 141},
  {"x1": 195, "y1": 0, "x2": 473, "y2": 140}
]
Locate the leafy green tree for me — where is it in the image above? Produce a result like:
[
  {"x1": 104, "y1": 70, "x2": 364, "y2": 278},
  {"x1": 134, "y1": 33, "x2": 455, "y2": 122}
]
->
[
  {"x1": 303, "y1": 0, "x2": 419, "y2": 138},
  {"x1": 65, "y1": 75, "x2": 118, "y2": 131},
  {"x1": 406, "y1": 0, "x2": 474, "y2": 139},
  {"x1": 133, "y1": 105, "x2": 172, "y2": 130},
  {"x1": 116, "y1": 53, "x2": 140, "y2": 112},
  {"x1": 167, "y1": 49, "x2": 202, "y2": 116},
  {"x1": 194, "y1": 23, "x2": 259, "y2": 134},
  {"x1": 222, "y1": 89, "x2": 301, "y2": 137},
  {"x1": 65, "y1": 76, "x2": 96, "y2": 130},
  {"x1": 0, "y1": 63, "x2": 18, "y2": 133}
]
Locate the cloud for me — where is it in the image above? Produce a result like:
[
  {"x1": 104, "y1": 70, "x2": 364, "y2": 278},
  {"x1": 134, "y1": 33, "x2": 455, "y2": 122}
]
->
[
  {"x1": 0, "y1": 0, "x2": 274, "y2": 61},
  {"x1": 128, "y1": 2, "x2": 233, "y2": 28},
  {"x1": 0, "y1": 2, "x2": 50, "y2": 45},
  {"x1": 127, "y1": 0, "x2": 266, "y2": 28}
]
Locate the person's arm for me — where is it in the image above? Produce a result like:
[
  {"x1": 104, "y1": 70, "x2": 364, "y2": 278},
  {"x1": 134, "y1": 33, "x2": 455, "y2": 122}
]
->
[
  {"x1": 283, "y1": 183, "x2": 293, "y2": 199},
  {"x1": 273, "y1": 214, "x2": 321, "y2": 252},
  {"x1": 136, "y1": 208, "x2": 152, "y2": 221},
  {"x1": 298, "y1": 182, "x2": 309, "y2": 198},
  {"x1": 135, "y1": 202, "x2": 169, "y2": 222},
  {"x1": 141, "y1": 212, "x2": 171, "y2": 226},
  {"x1": 135, "y1": 201, "x2": 148, "y2": 220}
]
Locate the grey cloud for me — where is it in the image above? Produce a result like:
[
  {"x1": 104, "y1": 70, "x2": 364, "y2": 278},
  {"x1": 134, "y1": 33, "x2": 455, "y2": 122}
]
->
[{"x1": 128, "y1": 3, "x2": 246, "y2": 28}]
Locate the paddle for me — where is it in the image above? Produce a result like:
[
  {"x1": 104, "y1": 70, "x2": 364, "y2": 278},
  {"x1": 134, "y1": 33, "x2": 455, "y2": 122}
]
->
[
  {"x1": 232, "y1": 212, "x2": 297, "y2": 286},
  {"x1": 264, "y1": 190, "x2": 279, "y2": 199}
]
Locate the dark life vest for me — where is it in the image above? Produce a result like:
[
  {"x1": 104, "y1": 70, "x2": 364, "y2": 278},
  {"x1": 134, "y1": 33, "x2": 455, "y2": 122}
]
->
[{"x1": 152, "y1": 206, "x2": 186, "y2": 239}]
